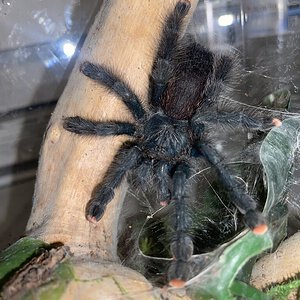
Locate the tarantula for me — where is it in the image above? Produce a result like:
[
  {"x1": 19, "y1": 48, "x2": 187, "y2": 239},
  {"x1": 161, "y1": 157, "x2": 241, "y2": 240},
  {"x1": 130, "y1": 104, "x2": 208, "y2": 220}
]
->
[{"x1": 63, "y1": 0, "x2": 276, "y2": 287}]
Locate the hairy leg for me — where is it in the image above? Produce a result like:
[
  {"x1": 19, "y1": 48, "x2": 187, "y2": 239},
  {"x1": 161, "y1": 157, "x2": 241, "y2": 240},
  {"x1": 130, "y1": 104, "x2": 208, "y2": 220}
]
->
[
  {"x1": 150, "y1": 0, "x2": 191, "y2": 106},
  {"x1": 80, "y1": 62, "x2": 145, "y2": 121},
  {"x1": 168, "y1": 162, "x2": 194, "y2": 287},
  {"x1": 192, "y1": 111, "x2": 274, "y2": 132},
  {"x1": 197, "y1": 142, "x2": 267, "y2": 235},
  {"x1": 63, "y1": 116, "x2": 137, "y2": 136},
  {"x1": 131, "y1": 159, "x2": 152, "y2": 191},
  {"x1": 86, "y1": 142, "x2": 141, "y2": 223},
  {"x1": 202, "y1": 54, "x2": 235, "y2": 107},
  {"x1": 154, "y1": 161, "x2": 171, "y2": 206}
]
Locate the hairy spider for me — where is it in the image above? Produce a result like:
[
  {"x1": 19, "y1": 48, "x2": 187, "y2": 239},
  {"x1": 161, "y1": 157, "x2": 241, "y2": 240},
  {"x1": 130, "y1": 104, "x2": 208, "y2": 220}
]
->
[{"x1": 63, "y1": 0, "x2": 277, "y2": 288}]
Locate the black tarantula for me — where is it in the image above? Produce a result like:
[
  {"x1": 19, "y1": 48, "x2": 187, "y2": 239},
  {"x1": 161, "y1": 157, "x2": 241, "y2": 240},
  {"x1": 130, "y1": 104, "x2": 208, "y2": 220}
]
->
[{"x1": 63, "y1": 0, "x2": 277, "y2": 287}]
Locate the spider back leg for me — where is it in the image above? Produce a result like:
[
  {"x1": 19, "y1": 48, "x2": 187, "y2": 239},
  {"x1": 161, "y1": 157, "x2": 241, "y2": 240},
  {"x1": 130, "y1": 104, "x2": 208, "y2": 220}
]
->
[
  {"x1": 150, "y1": 0, "x2": 191, "y2": 107},
  {"x1": 168, "y1": 162, "x2": 193, "y2": 287},
  {"x1": 198, "y1": 142, "x2": 268, "y2": 235}
]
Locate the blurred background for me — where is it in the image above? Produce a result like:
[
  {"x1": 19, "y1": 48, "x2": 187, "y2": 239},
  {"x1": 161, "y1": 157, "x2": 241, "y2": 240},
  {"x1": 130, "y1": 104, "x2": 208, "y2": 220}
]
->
[
  {"x1": 0, "y1": 0, "x2": 299, "y2": 250},
  {"x1": 0, "y1": 0, "x2": 102, "y2": 249}
]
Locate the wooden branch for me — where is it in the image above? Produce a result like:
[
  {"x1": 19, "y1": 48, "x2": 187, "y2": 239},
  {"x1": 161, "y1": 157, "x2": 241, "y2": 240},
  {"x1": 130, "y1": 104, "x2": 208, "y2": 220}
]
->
[
  {"x1": 26, "y1": 0, "x2": 198, "y2": 264},
  {"x1": 250, "y1": 232, "x2": 300, "y2": 290}
]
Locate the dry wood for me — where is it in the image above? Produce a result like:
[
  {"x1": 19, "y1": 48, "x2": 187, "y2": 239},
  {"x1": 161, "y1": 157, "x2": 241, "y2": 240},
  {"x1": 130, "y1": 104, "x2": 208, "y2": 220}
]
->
[
  {"x1": 26, "y1": 0, "x2": 197, "y2": 265},
  {"x1": 250, "y1": 232, "x2": 300, "y2": 290}
]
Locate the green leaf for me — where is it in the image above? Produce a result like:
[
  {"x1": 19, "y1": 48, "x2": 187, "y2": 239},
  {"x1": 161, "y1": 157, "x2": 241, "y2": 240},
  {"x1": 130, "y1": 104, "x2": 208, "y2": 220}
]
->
[{"x1": 231, "y1": 280, "x2": 272, "y2": 300}]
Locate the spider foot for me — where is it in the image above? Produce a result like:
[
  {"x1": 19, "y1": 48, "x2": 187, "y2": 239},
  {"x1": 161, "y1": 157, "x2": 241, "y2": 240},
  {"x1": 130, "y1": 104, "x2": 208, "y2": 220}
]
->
[
  {"x1": 168, "y1": 236, "x2": 193, "y2": 287},
  {"x1": 272, "y1": 118, "x2": 282, "y2": 127},
  {"x1": 244, "y1": 210, "x2": 268, "y2": 235},
  {"x1": 168, "y1": 259, "x2": 190, "y2": 288},
  {"x1": 63, "y1": 116, "x2": 88, "y2": 134},
  {"x1": 169, "y1": 278, "x2": 185, "y2": 288},
  {"x1": 86, "y1": 201, "x2": 106, "y2": 223},
  {"x1": 177, "y1": 0, "x2": 191, "y2": 15},
  {"x1": 160, "y1": 199, "x2": 170, "y2": 207},
  {"x1": 86, "y1": 187, "x2": 115, "y2": 222}
]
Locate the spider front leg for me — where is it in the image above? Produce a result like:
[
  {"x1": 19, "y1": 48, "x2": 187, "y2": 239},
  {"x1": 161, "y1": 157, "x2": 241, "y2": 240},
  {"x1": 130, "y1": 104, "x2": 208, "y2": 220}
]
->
[
  {"x1": 168, "y1": 163, "x2": 194, "y2": 288},
  {"x1": 150, "y1": 0, "x2": 191, "y2": 106},
  {"x1": 86, "y1": 142, "x2": 141, "y2": 223},
  {"x1": 63, "y1": 116, "x2": 137, "y2": 136},
  {"x1": 80, "y1": 62, "x2": 146, "y2": 121},
  {"x1": 198, "y1": 143, "x2": 268, "y2": 235}
]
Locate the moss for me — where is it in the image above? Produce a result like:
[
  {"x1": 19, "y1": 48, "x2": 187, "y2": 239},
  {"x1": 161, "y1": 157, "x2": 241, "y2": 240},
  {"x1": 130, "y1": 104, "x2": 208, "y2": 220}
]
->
[
  {"x1": 21, "y1": 261, "x2": 75, "y2": 300},
  {"x1": 266, "y1": 278, "x2": 300, "y2": 300},
  {"x1": 0, "y1": 237, "x2": 47, "y2": 284}
]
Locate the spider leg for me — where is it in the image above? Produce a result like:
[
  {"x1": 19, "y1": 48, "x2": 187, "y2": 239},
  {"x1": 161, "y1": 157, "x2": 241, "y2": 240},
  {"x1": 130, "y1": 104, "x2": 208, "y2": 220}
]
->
[
  {"x1": 86, "y1": 142, "x2": 141, "y2": 222},
  {"x1": 132, "y1": 159, "x2": 152, "y2": 191},
  {"x1": 150, "y1": 0, "x2": 191, "y2": 107},
  {"x1": 154, "y1": 161, "x2": 171, "y2": 206},
  {"x1": 193, "y1": 111, "x2": 274, "y2": 131},
  {"x1": 168, "y1": 163, "x2": 193, "y2": 288},
  {"x1": 80, "y1": 62, "x2": 145, "y2": 121},
  {"x1": 63, "y1": 116, "x2": 137, "y2": 136},
  {"x1": 205, "y1": 54, "x2": 235, "y2": 105},
  {"x1": 197, "y1": 142, "x2": 268, "y2": 235}
]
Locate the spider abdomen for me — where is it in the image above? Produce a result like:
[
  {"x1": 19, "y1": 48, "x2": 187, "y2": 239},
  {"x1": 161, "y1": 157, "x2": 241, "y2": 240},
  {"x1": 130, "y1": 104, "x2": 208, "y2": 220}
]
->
[{"x1": 161, "y1": 41, "x2": 214, "y2": 120}]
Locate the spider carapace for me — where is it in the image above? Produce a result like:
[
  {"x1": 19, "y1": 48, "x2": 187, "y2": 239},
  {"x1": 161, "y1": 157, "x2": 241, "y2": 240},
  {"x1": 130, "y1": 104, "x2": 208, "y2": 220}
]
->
[{"x1": 63, "y1": 0, "x2": 274, "y2": 288}]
